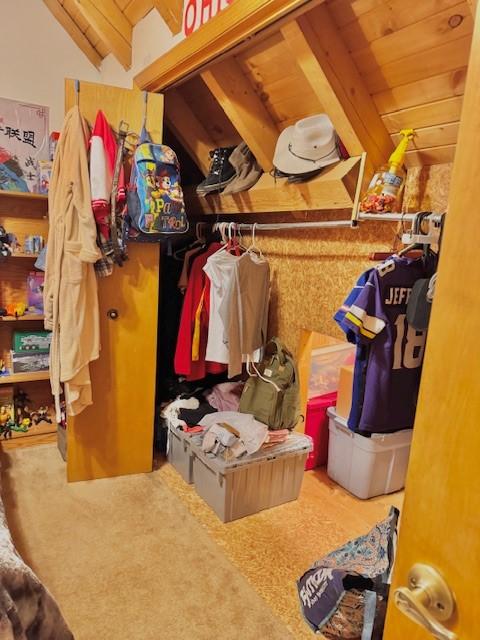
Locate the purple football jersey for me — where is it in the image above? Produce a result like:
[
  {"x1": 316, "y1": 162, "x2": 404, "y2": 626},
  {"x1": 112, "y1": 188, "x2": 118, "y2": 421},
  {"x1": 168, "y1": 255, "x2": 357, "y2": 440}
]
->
[{"x1": 343, "y1": 255, "x2": 433, "y2": 433}]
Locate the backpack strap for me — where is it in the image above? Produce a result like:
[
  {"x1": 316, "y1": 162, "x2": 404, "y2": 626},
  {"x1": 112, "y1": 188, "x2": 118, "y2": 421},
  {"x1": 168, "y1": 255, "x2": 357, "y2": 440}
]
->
[
  {"x1": 267, "y1": 337, "x2": 292, "y2": 365},
  {"x1": 139, "y1": 126, "x2": 152, "y2": 144}
]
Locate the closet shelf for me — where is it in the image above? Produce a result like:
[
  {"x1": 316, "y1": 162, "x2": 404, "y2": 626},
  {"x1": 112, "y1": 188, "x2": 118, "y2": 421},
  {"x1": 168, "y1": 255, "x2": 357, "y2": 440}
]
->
[
  {"x1": 0, "y1": 315, "x2": 45, "y2": 322},
  {"x1": 9, "y1": 253, "x2": 41, "y2": 259},
  {"x1": 184, "y1": 156, "x2": 363, "y2": 215},
  {"x1": 0, "y1": 371, "x2": 50, "y2": 385},
  {"x1": 0, "y1": 190, "x2": 48, "y2": 217},
  {"x1": 0, "y1": 191, "x2": 47, "y2": 202}
]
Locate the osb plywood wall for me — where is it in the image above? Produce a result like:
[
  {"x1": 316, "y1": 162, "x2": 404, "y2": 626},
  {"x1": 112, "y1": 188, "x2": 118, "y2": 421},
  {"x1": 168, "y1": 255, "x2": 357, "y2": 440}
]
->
[
  {"x1": 242, "y1": 217, "x2": 392, "y2": 354},
  {"x1": 236, "y1": 165, "x2": 452, "y2": 356}
]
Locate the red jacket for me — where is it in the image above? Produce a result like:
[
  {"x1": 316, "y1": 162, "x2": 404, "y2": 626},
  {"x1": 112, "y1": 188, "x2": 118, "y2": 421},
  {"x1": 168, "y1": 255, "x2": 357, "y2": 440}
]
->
[{"x1": 174, "y1": 243, "x2": 226, "y2": 381}]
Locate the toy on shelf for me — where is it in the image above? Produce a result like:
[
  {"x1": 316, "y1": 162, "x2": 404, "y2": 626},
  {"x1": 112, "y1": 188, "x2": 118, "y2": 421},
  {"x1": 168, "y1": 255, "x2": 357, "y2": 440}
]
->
[
  {"x1": 0, "y1": 226, "x2": 12, "y2": 258},
  {"x1": 6, "y1": 303, "x2": 27, "y2": 318},
  {"x1": 31, "y1": 406, "x2": 52, "y2": 425},
  {"x1": 23, "y1": 235, "x2": 44, "y2": 255},
  {"x1": 0, "y1": 359, "x2": 7, "y2": 376},
  {"x1": 0, "y1": 386, "x2": 14, "y2": 438},
  {"x1": 27, "y1": 272, "x2": 45, "y2": 313}
]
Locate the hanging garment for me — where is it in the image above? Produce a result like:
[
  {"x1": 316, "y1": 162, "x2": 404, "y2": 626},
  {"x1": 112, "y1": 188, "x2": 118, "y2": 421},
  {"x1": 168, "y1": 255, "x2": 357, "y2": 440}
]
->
[
  {"x1": 203, "y1": 249, "x2": 242, "y2": 364},
  {"x1": 174, "y1": 243, "x2": 226, "y2": 381},
  {"x1": 203, "y1": 250, "x2": 269, "y2": 375},
  {"x1": 177, "y1": 245, "x2": 204, "y2": 293},
  {"x1": 222, "y1": 251, "x2": 270, "y2": 377},
  {"x1": 342, "y1": 255, "x2": 435, "y2": 433},
  {"x1": 89, "y1": 110, "x2": 126, "y2": 276},
  {"x1": 44, "y1": 105, "x2": 101, "y2": 420},
  {"x1": 334, "y1": 269, "x2": 373, "y2": 431}
]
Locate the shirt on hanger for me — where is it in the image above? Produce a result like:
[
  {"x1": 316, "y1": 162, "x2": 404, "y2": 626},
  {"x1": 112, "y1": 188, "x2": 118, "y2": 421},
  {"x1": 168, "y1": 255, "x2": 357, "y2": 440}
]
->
[
  {"x1": 221, "y1": 251, "x2": 270, "y2": 378},
  {"x1": 334, "y1": 268, "x2": 373, "y2": 431},
  {"x1": 203, "y1": 249, "x2": 242, "y2": 364},
  {"x1": 178, "y1": 245, "x2": 204, "y2": 293},
  {"x1": 174, "y1": 243, "x2": 226, "y2": 381},
  {"x1": 343, "y1": 255, "x2": 433, "y2": 433}
]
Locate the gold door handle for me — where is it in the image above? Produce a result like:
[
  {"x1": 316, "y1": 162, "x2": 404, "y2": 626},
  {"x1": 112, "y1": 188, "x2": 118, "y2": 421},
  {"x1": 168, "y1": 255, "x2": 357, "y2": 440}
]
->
[{"x1": 394, "y1": 564, "x2": 457, "y2": 640}]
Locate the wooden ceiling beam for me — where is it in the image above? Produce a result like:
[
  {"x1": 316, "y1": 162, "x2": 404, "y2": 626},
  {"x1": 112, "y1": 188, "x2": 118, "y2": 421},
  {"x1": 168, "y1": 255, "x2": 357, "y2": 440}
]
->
[
  {"x1": 152, "y1": 0, "x2": 183, "y2": 35},
  {"x1": 74, "y1": 0, "x2": 132, "y2": 69},
  {"x1": 201, "y1": 58, "x2": 279, "y2": 172},
  {"x1": 43, "y1": 0, "x2": 103, "y2": 68},
  {"x1": 281, "y1": 5, "x2": 394, "y2": 171},
  {"x1": 134, "y1": 0, "x2": 327, "y2": 92},
  {"x1": 124, "y1": 0, "x2": 154, "y2": 25},
  {"x1": 164, "y1": 89, "x2": 215, "y2": 176}
]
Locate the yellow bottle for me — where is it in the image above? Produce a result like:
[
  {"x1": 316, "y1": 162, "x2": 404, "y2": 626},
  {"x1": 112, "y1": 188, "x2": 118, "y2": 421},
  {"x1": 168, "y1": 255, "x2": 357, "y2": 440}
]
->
[{"x1": 360, "y1": 128, "x2": 415, "y2": 213}]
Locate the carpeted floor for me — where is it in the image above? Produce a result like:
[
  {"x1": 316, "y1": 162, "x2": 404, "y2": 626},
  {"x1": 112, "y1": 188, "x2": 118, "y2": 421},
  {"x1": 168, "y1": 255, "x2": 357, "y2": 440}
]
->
[{"x1": 0, "y1": 445, "x2": 295, "y2": 640}]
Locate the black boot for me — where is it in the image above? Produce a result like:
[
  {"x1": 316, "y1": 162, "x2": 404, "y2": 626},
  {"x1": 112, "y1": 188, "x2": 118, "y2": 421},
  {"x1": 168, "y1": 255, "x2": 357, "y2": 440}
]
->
[{"x1": 196, "y1": 146, "x2": 236, "y2": 195}]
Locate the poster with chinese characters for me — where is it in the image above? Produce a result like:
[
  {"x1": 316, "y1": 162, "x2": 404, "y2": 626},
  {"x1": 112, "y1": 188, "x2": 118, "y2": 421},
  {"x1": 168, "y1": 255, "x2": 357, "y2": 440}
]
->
[{"x1": 0, "y1": 97, "x2": 49, "y2": 193}]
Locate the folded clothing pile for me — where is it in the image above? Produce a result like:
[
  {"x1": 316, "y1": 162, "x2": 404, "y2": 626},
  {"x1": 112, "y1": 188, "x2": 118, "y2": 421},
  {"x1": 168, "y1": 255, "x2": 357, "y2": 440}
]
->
[
  {"x1": 200, "y1": 411, "x2": 268, "y2": 461},
  {"x1": 263, "y1": 429, "x2": 290, "y2": 448}
]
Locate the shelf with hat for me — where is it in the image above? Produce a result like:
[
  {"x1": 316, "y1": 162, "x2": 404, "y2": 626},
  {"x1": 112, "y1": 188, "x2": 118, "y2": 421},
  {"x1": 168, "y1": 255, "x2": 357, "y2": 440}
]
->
[{"x1": 185, "y1": 115, "x2": 365, "y2": 215}]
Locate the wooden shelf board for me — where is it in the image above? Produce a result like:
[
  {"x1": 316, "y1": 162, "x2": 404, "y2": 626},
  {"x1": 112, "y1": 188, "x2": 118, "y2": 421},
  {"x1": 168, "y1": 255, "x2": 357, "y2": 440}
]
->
[
  {"x1": 0, "y1": 315, "x2": 45, "y2": 322},
  {"x1": 9, "y1": 253, "x2": 41, "y2": 259},
  {"x1": 0, "y1": 431, "x2": 57, "y2": 450},
  {"x1": 0, "y1": 191, "x2": 48, "y2": 202},
  {"x1": 0, "y1": 371, "x2": 50, "y2": 385},
  {"x1": 185, "y1": 156, "x2": 361, "y2": 214},
  {"x1": 0, "y1": 190, "x2": 48, "y2": 217}
]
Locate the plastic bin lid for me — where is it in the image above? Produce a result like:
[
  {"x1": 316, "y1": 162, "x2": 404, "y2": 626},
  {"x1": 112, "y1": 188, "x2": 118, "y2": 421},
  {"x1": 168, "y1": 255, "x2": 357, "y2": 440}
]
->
[
  {"x1": 191, "y1": 432, "x2": 313, "y2": 474},
  {"x1": 326, "y1": 407, "x2": 413, "y2": 448},
  {"x1": 307, "y1": 391, "x2": 338, "y2": 409}
]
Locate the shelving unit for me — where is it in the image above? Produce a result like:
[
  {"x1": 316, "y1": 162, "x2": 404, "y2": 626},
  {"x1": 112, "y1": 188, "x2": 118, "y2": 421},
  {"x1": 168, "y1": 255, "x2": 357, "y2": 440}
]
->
[
  {"x1": 9, "y1": 253, "x2": 42, "y2": 260},
  {"x1": 0, "y1": 315, "x2": 45, "y2": 322},
  {"x1": 0, "y1": 190, "x2": 54, "y2": 445},
  {"x1": 0, "y1": 371, "x2": 50, "y2": 385}
]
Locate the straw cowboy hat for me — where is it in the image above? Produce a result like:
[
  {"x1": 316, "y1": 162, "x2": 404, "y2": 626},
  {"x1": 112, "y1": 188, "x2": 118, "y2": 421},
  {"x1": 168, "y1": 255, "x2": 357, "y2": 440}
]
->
[{"x1": 273, "y1": 114, "x2": 341, "y2": 176}]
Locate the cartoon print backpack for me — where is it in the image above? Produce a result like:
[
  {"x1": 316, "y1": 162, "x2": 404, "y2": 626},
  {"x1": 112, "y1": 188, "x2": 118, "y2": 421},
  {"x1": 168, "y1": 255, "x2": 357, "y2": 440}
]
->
[{"x1": 127, "y1": 129, "x2": 188, "y2": 239}]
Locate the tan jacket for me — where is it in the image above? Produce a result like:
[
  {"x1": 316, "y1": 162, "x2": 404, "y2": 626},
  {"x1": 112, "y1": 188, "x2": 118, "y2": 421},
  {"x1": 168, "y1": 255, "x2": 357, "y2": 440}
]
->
[{"x1": 44, "y1": 106, "x2": 101, "y2": 419}]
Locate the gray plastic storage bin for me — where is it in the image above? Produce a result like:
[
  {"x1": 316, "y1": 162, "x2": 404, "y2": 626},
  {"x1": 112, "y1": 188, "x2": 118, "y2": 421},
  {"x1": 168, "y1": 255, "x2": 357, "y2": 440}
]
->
[
  {"x1": 167, "y1": 425, "x2": 201, "y2": 484},
  {"x1": 191, "y1": 433, "x2": 312, "y2": 522},
  {"x1": 326, "y1": 407, "x2": 413, "y2": 499}
]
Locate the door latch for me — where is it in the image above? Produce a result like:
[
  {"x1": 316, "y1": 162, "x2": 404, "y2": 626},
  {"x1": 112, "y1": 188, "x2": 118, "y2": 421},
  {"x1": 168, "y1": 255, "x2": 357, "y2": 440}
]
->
[{"x1": 394, "y1": 564, "x2": 457, "y2": 640}]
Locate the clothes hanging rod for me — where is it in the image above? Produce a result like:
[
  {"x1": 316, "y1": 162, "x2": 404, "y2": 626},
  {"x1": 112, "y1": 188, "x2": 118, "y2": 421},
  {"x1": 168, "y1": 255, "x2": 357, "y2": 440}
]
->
[
  {"x1": 358, "y1": 212, "x2": 444, "y2": 222},
  {"x1": 232, "y1": 220, "x2": 354, "y2": 231},
  {"x1": 211, "y1": 212, "x2": 445, "y2": 232}
]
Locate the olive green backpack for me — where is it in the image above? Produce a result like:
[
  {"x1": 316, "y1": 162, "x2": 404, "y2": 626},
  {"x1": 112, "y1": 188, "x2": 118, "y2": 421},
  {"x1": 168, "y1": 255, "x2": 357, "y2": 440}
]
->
[{"x1": 239, "y1": 338, "x2": 300, "y2": 430}]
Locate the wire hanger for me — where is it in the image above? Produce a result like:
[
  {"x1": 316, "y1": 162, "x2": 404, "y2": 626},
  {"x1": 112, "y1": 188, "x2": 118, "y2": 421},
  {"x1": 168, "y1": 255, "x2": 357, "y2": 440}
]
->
[{"x1": 246, "y1": 222, "x2": 264, "y2": 258}]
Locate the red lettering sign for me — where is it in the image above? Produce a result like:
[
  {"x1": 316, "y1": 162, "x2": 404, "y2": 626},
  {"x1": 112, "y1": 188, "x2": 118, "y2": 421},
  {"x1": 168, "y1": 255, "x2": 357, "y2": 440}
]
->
[{"x1": 183, "y1": 0, "x2": 234, "y2": 37}]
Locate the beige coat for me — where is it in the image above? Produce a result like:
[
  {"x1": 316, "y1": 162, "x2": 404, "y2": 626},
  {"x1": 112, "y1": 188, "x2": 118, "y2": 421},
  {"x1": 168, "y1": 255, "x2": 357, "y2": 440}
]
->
[{"x1": 44, "y1": 106, "x2": 101, "y2": 419}]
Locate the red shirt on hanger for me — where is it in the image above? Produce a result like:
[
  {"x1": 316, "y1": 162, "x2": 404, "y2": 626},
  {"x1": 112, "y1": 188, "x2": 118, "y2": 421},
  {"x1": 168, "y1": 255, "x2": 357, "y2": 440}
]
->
[{"x1": 174, "y1": 243, "x2": 226, "y2": 381}]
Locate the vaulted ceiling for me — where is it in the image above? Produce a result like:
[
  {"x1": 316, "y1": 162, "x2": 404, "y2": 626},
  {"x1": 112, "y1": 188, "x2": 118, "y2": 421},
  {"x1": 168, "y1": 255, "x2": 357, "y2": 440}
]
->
[{"x1": 43, "y1": 0, "x2": 183, "y2": 69}]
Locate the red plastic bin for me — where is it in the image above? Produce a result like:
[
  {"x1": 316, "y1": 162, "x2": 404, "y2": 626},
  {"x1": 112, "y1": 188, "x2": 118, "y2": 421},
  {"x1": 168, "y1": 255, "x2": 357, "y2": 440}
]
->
[{"x1": 304, "y1": 391, "x2": 337, "y2": 470}]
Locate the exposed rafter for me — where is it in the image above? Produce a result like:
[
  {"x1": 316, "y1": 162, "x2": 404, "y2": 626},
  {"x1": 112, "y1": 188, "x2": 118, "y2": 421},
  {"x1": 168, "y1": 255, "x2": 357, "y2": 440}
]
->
[
  {"x1": 74, "y1": 0, "x2": 133, "y2": 69},
  {"x1": 164, "y1": 89, "x2": 215, "y2": 176},
  {"x1": 281, "y1": 5, "x2": 394, "y2": 172},
  {"x1": 201, "y1": 58, "x2": 279, "y2": 172},
  {"x1": 152, "y1": 0, "x2": 183, "y2": 35},
  {"x1": 43, "y1": 0, "x2": 102, "y2": 68}
]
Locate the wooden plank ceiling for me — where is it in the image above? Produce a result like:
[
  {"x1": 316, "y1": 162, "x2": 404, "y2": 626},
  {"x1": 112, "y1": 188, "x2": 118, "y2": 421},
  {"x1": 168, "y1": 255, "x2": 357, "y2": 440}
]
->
[
  {"x1": 163, "y1": 0, "x2": 472, "y2": 174},
  {"x1": 44, "y1": 0, "x2": 474, "y2": 168},
  {"x1": 43, "y1": 0, "x2": 183, "y2": 69}
]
